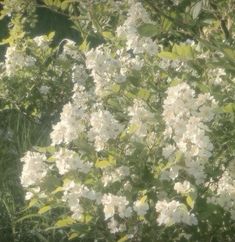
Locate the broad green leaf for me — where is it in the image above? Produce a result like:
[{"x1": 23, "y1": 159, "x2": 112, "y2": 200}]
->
[
  {"x1": 55, "y1": 217, "x2": 76, "y2": 228},
  {"x1": 162, "y1": 17, "x2": 172, "y2": 31},
  {"x1": 137, "y1": 23, "x2": 159, "y2": 37},
  {"x1": 38, "y1": 205, "x2": 52, "y2": 215},
  {"x1": 191, "y1": 1, "x2": 203, "y2": 19},
  {"x1": 222, "y1": 103, "x2": 235, "y2": 113},
  {"x1": 52, "y1": 186, "x2": 63, "y2": 194},
  {"x1": 47, "y1": 156, "x2": 56, "y2": 163},
  {"x1": 137, "y1": 88, "x2": 150, "y2": 100},
  {"x1": 33, "y1": 146, "x2": 56, "y2": 154},
  {"x1": 95, "y1": 155, "x2": 116, "y2": 169},
  {"x1": 79, "y1": 214, "x2": 93, "y2": 224},
  {"x1": 158, "y1": 51, "x2": 178, "y2": 60},
  {"x1": 102, "y1": 31, "x2": 114, "y2": 40},
  {"x1": 172, "y1": 44, "x2": 194, "y2": 60},
  {"x1": 79, "y1": 38, "x2": 89, "y2": 52},
  {"x1": 69, "y1": 233, "x2": 79, "y2": 240},
  {"x1": 186, "y1": 195, "x2": 195, "y2": 209},
  {"x1": 117, "y1": 235, "x2": 128, "y2": 242}
]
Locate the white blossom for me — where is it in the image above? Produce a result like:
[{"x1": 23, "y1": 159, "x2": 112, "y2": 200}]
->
[
  {"x1": 54, "y1": 148, "x2": 92, "y2": 175},
  {"x1": 101, "y1": 193, "x2": 132, "y2": 220},
  {"x1": 155, "y1": 200, "x2": 198, "y2": 226},
  {"x1": 88, "y1": 109, "x2": 123, "y2": 151},
  {"x1": 20, "y1": 151, "x2": 48, "y2": 188}
]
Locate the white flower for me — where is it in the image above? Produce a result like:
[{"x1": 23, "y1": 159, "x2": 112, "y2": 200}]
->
[
  {"x1": 5, "y1": 45, "x2": 36, "y2": 76},
  {"x1": 101, "y1": 193, "x2": 132, "y2": 220},
  {"x1": 162, "y1": 83, "x2": 216, "y2": 184},
  {"x1": 33, "y1": 35, "x2": 50, "y2": 48},
  {"x1": 89, "y1": 109, "x2": 123, "y2": 151},
  {"x1": 174, "y1": 181, "x2": 192, "y2": 195},
  {"x1": 39, "y1": 85, "x2": 50, "y2": 95},
  {"x1": 162, "y1": 144, "x2": 175, "y2": 158},
  {"x1": 155, "y1": 200, "x2": 198, "y2": 226},
  {"x1": 63, "y1": 181, "x2": 101, "y2": 220},
  {"x1": 54, "y1": 148, "x2": 92, "y2": 175},
  {"x1": 50, "y1": 85, "x2": 91, "y2": 145},
  {"x1": 20, "y1": 151, "x2": 48, "y2": 188},
  {"x1": 127, "y1": 99, "x2": 154, "y2": 141}
]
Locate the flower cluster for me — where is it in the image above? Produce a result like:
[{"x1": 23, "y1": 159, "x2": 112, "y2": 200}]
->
[
  {"x1": 20, "y1": 151, "x2": 48, "y2": 188},
  {"x1": 155, "y1": 200, "x2": 198, "y2": 226},
  {"x1": 116, "y1": 1, "x2": 158, "y2": 55},
  {"x1": 162, "y1": 83, "x2": 217, "y2": 184},
  {"x1": 54, "y1": 148, "x2": 92, "y2": 175}
]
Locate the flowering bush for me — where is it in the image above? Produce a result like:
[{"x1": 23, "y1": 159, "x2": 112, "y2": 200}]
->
[{"x1": 2, "y1": 0, "x2": 235, "y2": 241}]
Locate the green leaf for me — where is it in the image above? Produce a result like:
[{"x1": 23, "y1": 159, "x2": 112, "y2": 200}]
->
[
  {"x1": 137, "y1": 23, "x2": 159, "y2": 37},
  {"x1": 28, "y1": 198, "x2": 38, "y2": 208},
  {"x1": 69, "y1": 233, "x2": 79, "y2": 240},
  {"x1": 52, "y1": 186, "x2": 63, "y2": 194},
  {"x1": 137, "y1": 88, "x2": 150, "y2": 100},
  {"x1": 102, "y1": 31, "x2": 114, "y2": 40},
  {"x1": 111, "y1": 84, "x2": 120, "y2": 93},
  {"x1": 33, "y1": 146, "x2": 56, "y2": 154},
  {"x1": 162, "y1": 17, "x2": 172, "y2": 31},
  {"x1": 191, "y1": 1, "x2": 203, "y2": 19},
  {"x1": 186, "y1": 195, "x2": 195, "y2": 209},
  {"x1": 55, "y1": 217, "x2": 76, "y2": 228},
  {"x1": 140, "y1": 195, "x2": 147, "y2": 203},
  {"x1": 38, "y1": 205, "x2": 52, "y2": 215},
  {"x1": 158, "y1": 51, "x2": 178, "y2": 60},
  {"x1": 117, "y1": 235, "x2": 128, "y2": 242},
  {"x1": 127, "y1": 123, "x2": 139, "y2": 134},
  {"x1": 172, "y1": 44, "x2": 194, "y2": 60},
  {"x1": 222, "y1": 103, "x2": 235, "y2": 113},
  {"x1": 79, "y1": 38, "x2": 89, "y2": 52},
  {"x1": 95, "y1": 155, "x2": 116, "y2": 169},
  {"x1": 223, "y1": 48, "x2": 235, "y2": 61}
]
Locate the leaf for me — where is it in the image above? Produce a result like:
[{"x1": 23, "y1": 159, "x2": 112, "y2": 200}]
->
[
  {"x1": 55, "y1": 217, "x2": 76, "y2": 228},
  {"x1": 28, "y1": 198, "x2": 38, "y2": 208},
  {"x1": 172, "y1": 44, "x2": 194, "y2": 60},
  {"x1": 191, "y1": 1, "x2": 203, "y2": 19},
  {"x1": 127, "y1": 124, "x2": 139, "y2": 134},
  {"x1": 69, "y1": 233, "x2": 79, "y2": 240},
  {"x1": 222, "y1": 103, "x2": 235, "y2": 113},
  {"x1": 137, "y1": 88, "x2": 150, "y2": 100},
  {"x1": 162, "y1": 17, "x2": 172, "y2": 31},
  {"x1": 186, "y1": 195, "x2": 194, "y2": 208},
  {"x1": 51, "y1": 186, "x2": 63, "y2": 194},
  {"x1": 95, "y1": 155, "x2": 116, "y2": 169},
  {"x1": 158, "y1": 51, "x2": 178, "y2": 60},
  {"x1": 117, "y1": 235, "x2": 128, "y2": 242},
  {"x1": 79, "y1": 38, "x2": 89, "y2": 52},
  {"x1": 137, "y1": 23, "x2": 159, "y2": 37},
  {"x1": 38, "y1": 205, "x2": 52, "y2": 215},
  {"x1": 140, "y1": 195, "x2": 147, "y2": 203},
  {"x1": 102, "y1": 31, "x2": 114, "y2": 40},
  {"x1": 79, "y1": 214, "x2": 93, "y2": 224},
  {"x1": 33, "y1": 146, "x2": 56, "y2": 154},
  {"x1": 111, "y1": 84, "x2": 120, "y2": 93}
]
